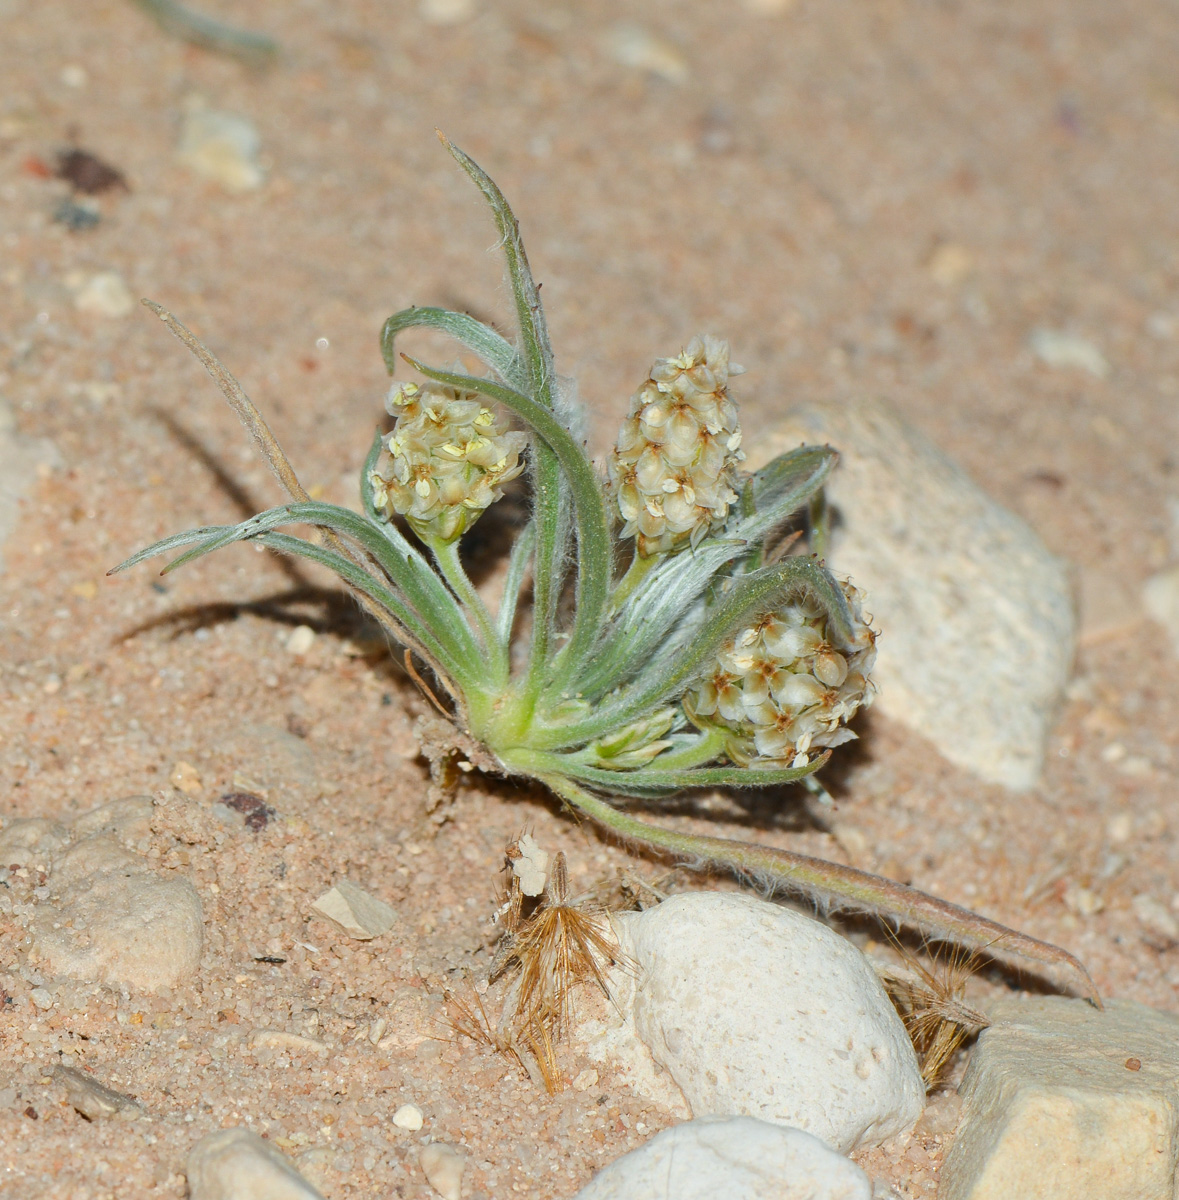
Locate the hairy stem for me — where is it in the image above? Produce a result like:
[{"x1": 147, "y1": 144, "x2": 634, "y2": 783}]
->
[
  {"x1": 429, "y1": 537, "x2": 506, "y2": 684},
  {"x1": 542, "y1": 775, "x2": 1102, "y2": 1008}
]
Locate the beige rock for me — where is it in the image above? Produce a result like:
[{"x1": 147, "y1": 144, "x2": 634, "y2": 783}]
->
[
  {"x1": 170, "y1": 760, "x2": 204, "y2": 795},
  {"x1": 309, "y1": 881, "x2": 397, "y2": 940},
  {"x1": 32, "y1": 837, "x2": 203, "y2": 989},
  {"x1": 752, "y1": 398, "x2": 1075, "y2": 789},
  {"x1": 940, "y1": 996, "x2": 1179, "y2": 1200},
  {"x1": 187, "y1": 1127, "x2": 325, "y2": 1200},
  {"x1": 420, "y1": 1143, "x2": 465, "y2": 1200}
]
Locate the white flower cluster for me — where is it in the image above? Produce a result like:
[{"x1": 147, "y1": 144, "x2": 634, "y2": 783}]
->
[
  {"x1": 369, "y1": 380, "x2": 528, "y2": 544},
  {"x1": 687, "y1": 582, "x2": 877, "y2": 768},
  {"x1": 607, "y1": 335, "x2": 745, "y2": 558}
]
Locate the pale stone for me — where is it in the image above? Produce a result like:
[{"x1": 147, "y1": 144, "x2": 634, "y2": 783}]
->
[
  {"x1": 187, "y1": 1127, "x2": 325, "y2": 1200},
  {"x1": 1029, "y1": 328, "x2": 1110, "y2": 378},
  {"x1": 572, "y1": 1117, "x2": 873, "y2": 1200},
  {"x1": 53, "y1": 1064, "x2": 142, "y2": 1121},
  {"x1": 170, "y1": 760, "x2": 203, "y2": 795},
  {"x1": 1143, "y1": 565, "x2": 1179, "y2": 658},
  {"x1": 72, "y1": 270, "x2": 135, "y2": 318},
  {"x1": 607, "y1": 25, "x2": 689, "y2": 84},
  {"x1": 249, "y1": 1031, "x2": 329, "y2": 1057},
  {"x1": 285, "y1": 625, "x2": 316, "y2": 655},
  {"x1": 309, "y1": 881, "x2": 397, "y2": 940},
  {"x1": 71, "y1": 795, "x2": 155, "y2": 846},
  {"x1": 940, "y1": 996, "x2": 1179, "y2": 1200},
  {"x1": 177, "y1": 104, "x2": 264, "y2": 193},
  {"x1": 0, "y1": 817, "x2": 70, "y2": 871},
  {"x1": 0, "y1": 399, "x2": 60, "y2": 576},
  {"x1": 601, "y1": 893, "x2": 924, "y2": 1154},
  {"x1": 392, "y1": 1103, "x2": 424, "y2": 1131},
  {"x1": 32, "y1": 837, "x2": 203, "y2": 989},
  {"x1": 419, "y1": 0, "x2": 474, "y2": 23},
  {"x1": 510, "y1": 833, "x2": 548, "y2": 896},
  {"x1": 752, "y1": 398, "x2": 1075, "y2": 789},
  {"x1": 419, "y1": 1143, "x2": 465, "y2": 1200}
]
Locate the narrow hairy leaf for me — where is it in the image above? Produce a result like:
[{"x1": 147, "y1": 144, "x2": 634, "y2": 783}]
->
[{"x1": 380, "y1": 306, "x2": 527, "y2": 393}]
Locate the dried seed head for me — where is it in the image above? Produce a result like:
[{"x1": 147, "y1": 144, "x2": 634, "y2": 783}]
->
[
  {"x1": 369, "y1": 379, "x2": 528, "y2": 544},
  {"x1": 686, "y1": 580, "x2": 877, "y2": 767},
  {"x1": 607, "y1": 335, "x2": 745, "y2": 557}
]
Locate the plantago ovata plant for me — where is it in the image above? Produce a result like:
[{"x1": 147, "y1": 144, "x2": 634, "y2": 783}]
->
[{"x1": 115, "y1": 135, "x2": 1099, "y2": 1005}]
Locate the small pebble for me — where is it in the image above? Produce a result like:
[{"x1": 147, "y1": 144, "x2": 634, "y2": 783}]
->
[
  {"x1": 72, "y1": 271, "x2": 135, "y2": 318},
  {"x1": 177, "y1": 101, "x2": 264, "y2": 192},
  {"x1": 926, "y1": 242, "x2": 975, "y2": 286},
  {"x1": 607, "y1": 25, "x2": 688, "y2": 84},
  {"x1": 53, "y1": 1064, "x2": 142, "y2": 1121},
  {"x1": 419, "y1": 1143, "x2": 465, "y2": 1200},
  {"x1": 53, "y1": 199, "x2": 101, "y2": 231},
  {"x1": 1029, "y1": 328, "x2": 1110, "y2": 378},
  {"x1": 187, "y1": 1127, "x2": 325, "y2": 1200},
  {"x1": 1143, "y1": 565, "x2": 1179, "y2": 658},
  {"x1": 1131, "y1": 894, "x2": 1179, "y2": 941},
  {"x1": 419, "y1": 0, "x2": 474, "y2": 23},
  {"x1": 285, "y1": 625, "x2": 316, "y2": 656},
  {"x1": 392, "y1": 1103, "x2": 423, "y2": 1131},
  {"x1": 572, "y1": 1117, "x2": 873, "y2": 1200},
  {"x1": 309, "y1": 881, "x2": 397, "y2": 940},
  {"x1": 170, "y1": 761, "x2": 204, "y2": 795},
  {"x1": 56, "y1": 148, "x2": 128, "y2": 195}
]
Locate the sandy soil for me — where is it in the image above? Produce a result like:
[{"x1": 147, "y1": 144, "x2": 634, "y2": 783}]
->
[{"x1": 2, "y1": 0, "x2": 1178, "y2": 1196}]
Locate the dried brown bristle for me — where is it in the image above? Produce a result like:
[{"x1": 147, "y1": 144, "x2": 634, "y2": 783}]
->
[
  {"x1": 490, "y1": 847, "x2": 626, "y2": 1093},
  {"x1": 877, "y1": 935, "x2": 991, "y2": 1089}
]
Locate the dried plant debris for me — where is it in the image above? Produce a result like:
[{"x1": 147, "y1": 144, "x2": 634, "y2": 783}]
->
[
  {"x1": 447, "y1": 839, "x2": 625, "y2": 1093},
  {"x1": 877, "y1": 940, "x2": 990, "y2": 1089},
  {"x1": 56, "y1": 149, "x2": 128, "y2": 195}
]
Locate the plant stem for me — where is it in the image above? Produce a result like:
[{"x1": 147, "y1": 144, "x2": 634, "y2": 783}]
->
[
  {"x1": 429, "y1": 537, "x2": 506, "y2": 684},
  {"x1": 541, "y1": 774, "x2": 1102, "y2": 1009}
]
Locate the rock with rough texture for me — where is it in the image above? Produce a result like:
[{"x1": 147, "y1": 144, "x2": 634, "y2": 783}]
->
[
  {"x1": 420, "y1": 1143, "x2": 465, "y2": 1200},
  {"x1": 752, "y1": 398, "x2": 1075, "y2": 789},
  {"x1": 0, "y1": 399, "x2": 60, "y2": 576},
  {"x1": 310, "y1": 881, "x2": 397, "y2": 940},
  {"x1": 572, "y1": 1116, "x2": 873, "y2": 1200},
  {"x1": 187, "y1": 1128, "x2": 325, "y2": 1200},
  {"x1": 0, "y1": 817, "x2": 70, "y2": 871},
  {"x1": 604, "y1": 893, "x2": 924, "y2": 1153},
  {"x1": 940, "y1": 996, "x2": 1179, "y2": 1200},
  {"x1": 31, "y1": 833, "x2": 203, "y2": 990}
]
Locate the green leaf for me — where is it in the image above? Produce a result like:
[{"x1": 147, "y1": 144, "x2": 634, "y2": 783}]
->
[
  {"x1": 532, "y1": 556, "x2": 851, "y2": 751},
  {"x1": 440, "y1": 136, "x2": 556, "y2": 410},
  {"x1": 496, "y1": 517, "x2": 536, "y2": 644},
  {"x1": 551, "y1": 753, "x2": 828, "y2": 797},
  {"x1": 404, "y1": 358, "x2": 612, "y2": 692},
  {"x1": 380, "y1": 306, "x2": 527, "y2": 393},
  {"x1": 109, "y1": 526, "x2": 227, "y2": 575},
  {"x1": 573, "y1": 445, "x2": 836, "y2": 702}
]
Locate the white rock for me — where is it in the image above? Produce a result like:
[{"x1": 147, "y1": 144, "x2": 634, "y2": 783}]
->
[
  {"x1": 71, "y1": 795, "x2": 155, "y2": 845},
  {"x1": 310, "y1": 881, "x2": 397, "y2": 940},
  {"x1": 392, "y1": 1103, "x2": 424, "y2": 1131},
  {"x1": 1143, "y1": 565, "x2": 1179, "y2": 658},
  {"x1": 607, "y1": 25, "x2": 688, "y2": 84},
  {"x1": 603, "y1": 893, "x2": 924, "y2": 1154},
  {"x1": 419, "y1": 1143, "x2": 465, "y2": 1200},
  {"x1": 187, "y1": 1127, "x2": 325, "y2": 1200},
  {"x1": 31, "y1": 834, "x2": 203, "y2": 989},
  {"x1": 510, "y1": 833, "x2": 549, "y2": 896},
  {"x1": 0, "y1": 399, "x2": 60, "y2": 576},
  {"x1": 177, "y1": 102, "x2": 264, "y2": 192},
  {"x1": 1029, "y1": 328, "x2": 1110, "y2": 378},
  {"x1": 285, "y1": 624, "x2": 316, "y2": 656},
  {"x1": 72, "y1": 270, "x2": 135, "y2": 318},
  {"x1": 940, "y1": 997, "x2": 1179, "y2": 1200},
  {"x1": 752, "y1": 398, "x2": 1075, "y2": 789},
  {"x1": 572, "y1": 1117, "x2": 873, "y2": 1200},
  {"x1": 0, "y1": 817, "x2": 70, "y2": 871}
]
